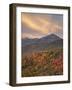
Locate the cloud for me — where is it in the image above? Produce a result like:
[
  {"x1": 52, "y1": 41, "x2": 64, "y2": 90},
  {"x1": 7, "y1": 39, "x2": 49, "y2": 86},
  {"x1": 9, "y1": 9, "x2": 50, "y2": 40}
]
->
[
  {"x1": 21, "y1": 14, "x2": 50, "y2": 34},
  {"x1": 21, "y1": 33, "x2": 43, "y2": 39},
  {"x1": 21, "y1": 13, "x2": 63, "y2": 38}
]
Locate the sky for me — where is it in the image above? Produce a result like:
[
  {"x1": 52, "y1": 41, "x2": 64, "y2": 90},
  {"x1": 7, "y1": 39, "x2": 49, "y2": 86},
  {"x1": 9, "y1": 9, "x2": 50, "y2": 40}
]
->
[{"x1": 21, "y1": 13, "x2": 63, "y2": 39}]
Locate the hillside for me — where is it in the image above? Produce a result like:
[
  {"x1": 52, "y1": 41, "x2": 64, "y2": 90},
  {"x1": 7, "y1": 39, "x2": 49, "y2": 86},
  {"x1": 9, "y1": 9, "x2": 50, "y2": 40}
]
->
[
  {"x1": 22, "y1": 34, "x2": 63, "y2": 54},
  {"x1": 22, "y1": 48, "x2": 63, "y2": 77},
  {"x1": 21, "y1": 34, "x2": 63, "y2": 77}
]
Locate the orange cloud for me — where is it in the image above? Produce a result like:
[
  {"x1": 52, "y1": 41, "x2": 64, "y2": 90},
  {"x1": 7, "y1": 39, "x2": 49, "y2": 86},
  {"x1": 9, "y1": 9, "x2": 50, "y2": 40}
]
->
[
  {"x1": 21, "y1": 14, "x2": 50, "y2": 34},
  {"x1": 21, "y1": 13, "x2": 62, "y2": 38}
]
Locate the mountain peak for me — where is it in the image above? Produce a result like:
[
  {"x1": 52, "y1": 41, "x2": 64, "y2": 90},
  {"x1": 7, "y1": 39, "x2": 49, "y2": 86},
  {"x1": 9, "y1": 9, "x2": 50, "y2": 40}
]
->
[
  {"x1": 46, "y1": 34, "x2": 60, "y2": 38},
  {"x1": 49, "y1": 34, "x2": 61, "y2": 38},
  {"x1": 41, "y1": 34, "x2": 60, "y2": 40}
]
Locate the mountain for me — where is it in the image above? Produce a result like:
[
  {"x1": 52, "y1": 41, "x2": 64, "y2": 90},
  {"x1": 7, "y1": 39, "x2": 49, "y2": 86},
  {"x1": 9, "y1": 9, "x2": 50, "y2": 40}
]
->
[
  {"x1": 39, "y1": 34, "x2": 61, "y2": 41},
  {"x1": 22, "y1": 34, "x2": 62, "y2": 46},
  {"x1": 22, "y1": 34, "x2": 63, "y2": 53},
  {"x1": 37, "y1": 34, "x2": 62, "y2": 44}
]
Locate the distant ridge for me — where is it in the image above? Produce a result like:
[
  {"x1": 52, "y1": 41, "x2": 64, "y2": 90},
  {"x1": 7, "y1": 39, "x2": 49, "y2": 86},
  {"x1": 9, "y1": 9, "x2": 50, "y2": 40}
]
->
[
  {"x1": 22, "y1": 34, "x2": 62, "y2": 46},
  {"x1": 41, "y1": 34, "x2": 61, "y2": 39},
  {"x1": 22, "y1": 34, "x2": 63, "y2": 53}
]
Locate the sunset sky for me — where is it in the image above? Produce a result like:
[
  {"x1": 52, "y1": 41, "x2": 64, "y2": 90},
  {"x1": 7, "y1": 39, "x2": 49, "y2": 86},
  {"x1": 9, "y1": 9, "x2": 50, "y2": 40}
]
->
[{"x1": 21, "y1": 13, "x2": 63, "y2": 39}]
